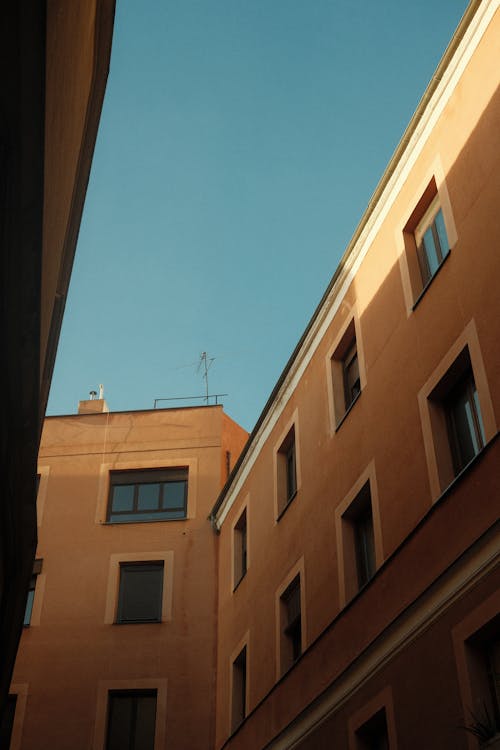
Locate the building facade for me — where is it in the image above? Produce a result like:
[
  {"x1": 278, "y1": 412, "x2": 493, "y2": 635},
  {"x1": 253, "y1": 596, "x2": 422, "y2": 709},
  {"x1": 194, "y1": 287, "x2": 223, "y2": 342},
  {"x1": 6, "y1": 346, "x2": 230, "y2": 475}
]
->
[
  {"x1": 8, "y1": 0, "x2": 500, "y2": 748},
  {"x1": 8, "y1": 402, "x2": 247, "y2": 749},
  {"x1": 211, "y1": 2, "x2": 499, "y2": 749}
]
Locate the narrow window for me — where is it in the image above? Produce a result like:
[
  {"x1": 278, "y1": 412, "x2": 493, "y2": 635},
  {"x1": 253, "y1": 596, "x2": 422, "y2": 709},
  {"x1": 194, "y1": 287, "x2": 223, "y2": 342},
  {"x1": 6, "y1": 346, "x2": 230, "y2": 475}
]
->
[
  {"x1": 231, "y1": 646, "x2": 247, "y2": 731},
  {"x1": 427, "y1": 346, "x2": 486, "y2": 489},
  {"x1": 106, "y1": 690, "x2": 157, "y2": 750},
  {"x1": 277, "y1": 426, "x2": 297, "y2": 516},
  {"x1": 355, "y1": 708, "x2": 390, "y2": 750},
  {"x1": 108, "y1": 468, "x2": 188, "y2": 524},
  {"x1": 415, "y1": 197, "x2": 449, "y2": 288},
  {"x1": 0, "y1": 694, "x2": 17, "y2": 748},
  {"x1": 343, "y1": 339, "x2": 361, "y2": 411},
  {"x1": 330, "y1": 319, "x2": 362, "y2": 425},
  {"x1": 463, "y1": 615, "x2": 500, "y2": 740},
  {"x1": 341, "y1": 482, "x2": 376, "y2": 599},
  {"x1": 116, "y1": 562, "x2": 164, "y2": 624},
  {"x1": 445, "y1": 372, "x2": 485, "y2": 475},
  {"x1": 24, "y1": 558, "x2": 43, "y2": 626},
  {"x1": 233, "y1": 508, "x2": 247, "y2": 589},
  {"x1": 280, "y1": 575, "x2": 302, "y2": 673}
]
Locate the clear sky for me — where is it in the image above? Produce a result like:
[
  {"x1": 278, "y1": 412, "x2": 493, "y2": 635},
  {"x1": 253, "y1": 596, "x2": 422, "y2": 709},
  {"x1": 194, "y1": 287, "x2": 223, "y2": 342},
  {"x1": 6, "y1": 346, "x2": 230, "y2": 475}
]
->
[{"x1": 47, "y1": 0, "x2": 469, "y2": 432}]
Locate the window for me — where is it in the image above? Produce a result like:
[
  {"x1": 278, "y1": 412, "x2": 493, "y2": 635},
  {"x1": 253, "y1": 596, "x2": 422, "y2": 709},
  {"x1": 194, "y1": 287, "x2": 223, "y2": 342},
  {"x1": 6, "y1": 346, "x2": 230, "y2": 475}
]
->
[
  {"x1": 231, "y1": 646, "x2": 247, "y2": 731},
  {"x1": 400, "y1": 177, "x2": 456, "y2": 310},
  {"x1": 233, "y1": 508, "x2": 247, "y2": 589},
  {"x1": 343, "y1": 482, "x2": 376, "y2": 592},
  {"x1": 330, "y1": 319, "x2": 362, "y2": 425},
  {"x1": 355, "y1": 708, "x2": 390, "y2": 750},
  {"x1": 343, "y1": 339, "x2": 361, "y2": 411},
  {"x1": 107, "y1": 468, "x2": 188, "y2": 523},
  {"x1": 23, "y1": 558, "x2": 42, "y2": 626},
  {"x1": 276, "y1": 426, "x2": 297, "y2": 515},
  {"x1": 116, "y1": 562, "x2": 164, "y2": 624},
  {"x1": 106, "y1": 690, "x2": 157, "y2": 750},
  {"x1": 280, "y1": 575, "x2": 302, "y2": 673},
  {"x1": 427, "y1": 347, "x2": 485, "y2": 488},
  {"x1": 0, "y1": 695, "x2": 16, "y2": 749},
  {"x1": 463, "y1": 616, "x2": 500, "y2": 741},
  {"x1": 415, "y1": 196, "x2": 449, "y2": 288},
  {"x1": 445, "y1": 372, "x2": 485, "y2": 475}
]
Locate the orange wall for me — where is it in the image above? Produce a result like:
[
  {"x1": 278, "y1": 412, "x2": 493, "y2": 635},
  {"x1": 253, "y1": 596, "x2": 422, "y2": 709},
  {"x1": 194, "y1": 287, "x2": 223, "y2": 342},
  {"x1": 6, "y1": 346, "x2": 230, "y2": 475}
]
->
[
  {"x1": 214, "y1": 7, "x2": 500, "y2": 748},
  {"x1": 13, "y1": 405, "x2": 246, "y2": 750}
]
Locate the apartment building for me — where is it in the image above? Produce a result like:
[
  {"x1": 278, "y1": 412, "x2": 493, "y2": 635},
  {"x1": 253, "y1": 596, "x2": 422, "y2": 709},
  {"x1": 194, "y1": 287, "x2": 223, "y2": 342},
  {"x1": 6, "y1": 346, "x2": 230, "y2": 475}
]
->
[
  {"x1": 7, "y1": 402, "x2": 247, "y2": 749},
  {"x1": 211, "y1": 2, "x2": 499, "y2": 748},
  {"x1": 6, "y1": 1, "x2": 500, "y2": 749}
]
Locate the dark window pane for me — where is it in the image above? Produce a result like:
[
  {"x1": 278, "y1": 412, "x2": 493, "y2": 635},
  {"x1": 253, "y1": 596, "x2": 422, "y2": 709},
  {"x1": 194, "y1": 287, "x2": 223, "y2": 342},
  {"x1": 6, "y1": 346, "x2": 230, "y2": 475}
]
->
[
  {"x1": 285, "y1": 443, "x2": 296, "y2": 501},
  {"x1": 473, "y1": 388, "x2": 486, "y2": 444},
  {"x1": 283, "y1": 578, "x2": 302, "y2": 662},
  {"x1": 107, "y1": 694, "x2": 133, "y2": 750},
  {"x1": 356, "y1": 708, "x2": 389, "y2": 750},
  {"x1": 423, "y1": 225, "x2": 439, "y2": 276},
  {"x1": 108, "y1": 470, "x2": 188, "y2": 523},
  {"x1": 162, "y1": 481, "x2": 186, "y2": 511},
  {"x1": 434, "y1": 208, "x2": 449, "y2": 256},
  {"x1": 234, "y1": 509, "x2": 247, "y2": 587},
  {"x1": 447, "y1": 375, "x2": 484, "y2": 473},
  {"x1": 137, "y1": 483, "x2": 160, "y2": 511},
  {"x1": 345, "y1": 352, "x2": 360, "y2": 403},
  {"x1": 117, "y1": 564, "x2": 163, "y2": 623},
  {"x1": 232, "y1": 647, "x2": 247, "y2": 730},
  {"x1": 355, "y1": 507, "x2": 376, "y2": 588},
  {"x1": 134, "y1": 694, "x2": 157, "y2": 750},
  {"x1": 107, "y1": 692, "x2": 156, "y2": 750},
  {"x1": 343, "y1": 341, "x2": 360, "y2": 409},
  {"x1": 112, "y1": 485, "x2": 135, "y2": 512}
]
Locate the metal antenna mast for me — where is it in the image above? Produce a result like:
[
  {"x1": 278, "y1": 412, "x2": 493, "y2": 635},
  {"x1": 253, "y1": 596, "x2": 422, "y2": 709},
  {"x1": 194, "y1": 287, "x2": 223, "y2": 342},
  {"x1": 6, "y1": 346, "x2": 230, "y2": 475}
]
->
[{"x1": 197, "y1": 352, "x2": 215, "y2": 403}]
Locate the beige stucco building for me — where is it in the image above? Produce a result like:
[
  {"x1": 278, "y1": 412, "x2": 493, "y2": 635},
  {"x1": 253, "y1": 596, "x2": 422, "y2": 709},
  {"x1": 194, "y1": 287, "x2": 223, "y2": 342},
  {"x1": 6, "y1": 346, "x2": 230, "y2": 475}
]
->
[
  {"x1": 9, "y1": 402, "x2": 247, "y2": 749},
  {"x1": 7, "y1": 0, "x2": 500, "y2": 748}
]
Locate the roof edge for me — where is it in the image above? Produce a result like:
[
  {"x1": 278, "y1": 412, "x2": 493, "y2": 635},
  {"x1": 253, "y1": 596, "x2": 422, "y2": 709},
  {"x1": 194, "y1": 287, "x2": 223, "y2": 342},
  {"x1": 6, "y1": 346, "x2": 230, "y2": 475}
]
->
[{"x1": 209, "y1": 0, "x2": 487, "y2": 528}]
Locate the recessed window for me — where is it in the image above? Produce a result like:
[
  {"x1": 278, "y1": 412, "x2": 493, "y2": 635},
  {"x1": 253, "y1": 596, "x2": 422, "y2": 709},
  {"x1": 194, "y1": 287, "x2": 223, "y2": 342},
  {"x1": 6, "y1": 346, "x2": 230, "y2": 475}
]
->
[
  {"x1": 355, "y1": 708, "x2": 390, "y2": 750},
  {"x1": 106, "y1": 690, "x2": 157, "y2": 750},
  {"x1": 231, "y1": 646, "x2": 247, "y2": 731},
  {"x1": 463, "y1": 615, "x2": 500, "y2": 742},
  {"x1": 343, "y1": 338, "x2": 361, "y2": 411},
  {"x1": 107, "y1": 468, "x2": 188, "y2": 523},
  {"x1": 280, "y1": 575, "x2": 302, "y2": 674},
  {"x1": 0, "y1": 694, "x2": 17, "y2": 748},
  {"x1": 233, "y1": 508, "x2": 247, "y2": 589},
  {"x1": 343, "y1": 482, "x2": 376, "y2": 593},
  {"x1": 276, "y1": 426, "x2": 297, "y2": 516},
  {"x1": 116, "y1": 562, "x2": 164, "y2": 624},
  {"x1": 401, "y1": 178, "x2": 455, "y2": 308},
  {"x1": 427, "y1": 346, "x2": 485, "y2": 488},
  {"x1": 445, "y1": 372, "x2": 485, "y2": 475},
  {"x1": 415, "y1": 196, "x2": 450, "y2": 288},
  {"x1": 331, "y1": 320, "x2": 362, "y2": 425},
  {"x1": 23, "y1": 558, "x2": 43, "y2": 626}
]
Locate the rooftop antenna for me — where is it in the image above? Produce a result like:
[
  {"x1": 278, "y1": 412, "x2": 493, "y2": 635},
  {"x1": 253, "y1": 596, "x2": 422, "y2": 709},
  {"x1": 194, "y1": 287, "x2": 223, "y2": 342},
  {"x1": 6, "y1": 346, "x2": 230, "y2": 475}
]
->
[{"x1": 197, "y1": 352, "x2": 215, "y2": 403}]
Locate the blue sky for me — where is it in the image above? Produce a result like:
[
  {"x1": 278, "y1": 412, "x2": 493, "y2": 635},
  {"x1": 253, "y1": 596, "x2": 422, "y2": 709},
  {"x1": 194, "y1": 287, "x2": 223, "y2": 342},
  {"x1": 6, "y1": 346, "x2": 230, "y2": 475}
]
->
[{"x1": 47, "y1": 0, "x2": 469, "y2": 431}]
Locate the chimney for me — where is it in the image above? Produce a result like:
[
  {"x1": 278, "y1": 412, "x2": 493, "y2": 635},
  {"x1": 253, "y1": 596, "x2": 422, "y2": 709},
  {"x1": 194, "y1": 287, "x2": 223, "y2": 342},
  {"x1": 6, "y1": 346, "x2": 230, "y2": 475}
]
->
[{"x1": 78, "y1": 385, "x2": 109, "y2": 415}]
